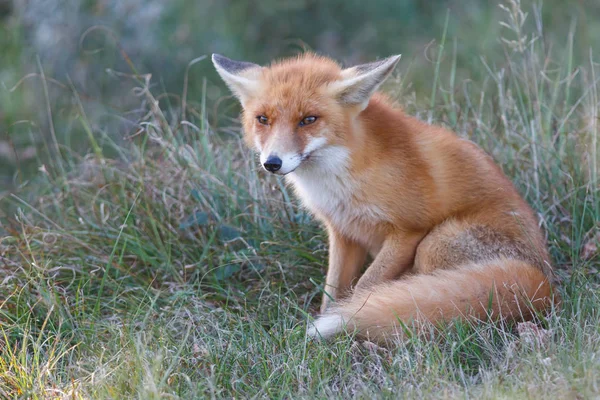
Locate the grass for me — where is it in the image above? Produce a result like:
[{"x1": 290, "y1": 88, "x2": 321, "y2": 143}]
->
[{"x1": 1, "y1": 1, "x2": 599, "y2": 398}]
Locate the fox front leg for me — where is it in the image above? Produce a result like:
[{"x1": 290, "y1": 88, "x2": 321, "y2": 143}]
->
[
  {"x1": 321, "y1": 227, "x2": 367, "y2": 313},
  {"x1": 353, "y1": 232, "x2": 424, "y2": 293}
]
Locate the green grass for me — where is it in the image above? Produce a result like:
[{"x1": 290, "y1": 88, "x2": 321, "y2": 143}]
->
[{"x1": 1, "y1": 1, "x2": 599, "y2": 398}]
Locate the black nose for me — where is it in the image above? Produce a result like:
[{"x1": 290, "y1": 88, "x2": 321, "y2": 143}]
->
[{"x1": 263, "y1": 156, "x2": 282, "y2": 173}]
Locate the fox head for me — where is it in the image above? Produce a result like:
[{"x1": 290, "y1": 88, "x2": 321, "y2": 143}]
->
[{"x1": 212, "y1": 53, "x2": 400, "y2": 175}]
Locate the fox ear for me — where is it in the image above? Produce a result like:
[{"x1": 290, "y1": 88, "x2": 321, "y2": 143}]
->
[
  {"x1": 331, "y1": 55, "x2": 401, "y2": 110},
  {"x1": 212, "y1": 54, "x2": 262, "y2": 106}
]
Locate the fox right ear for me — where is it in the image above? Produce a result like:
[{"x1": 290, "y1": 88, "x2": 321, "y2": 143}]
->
[
  {"x1": 331, "y1": 55, "x2": 401, "y2": 111},
  {"x1": 212, "y1": 54, "x2": 262, "y2": 106}
]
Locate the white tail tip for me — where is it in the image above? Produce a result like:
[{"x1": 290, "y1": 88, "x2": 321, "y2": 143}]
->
[{"x1": 307, "y1": 313, "x2": 344, "y2": 339}]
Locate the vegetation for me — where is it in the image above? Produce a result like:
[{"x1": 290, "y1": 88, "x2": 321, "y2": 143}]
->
[{"x1": 0, "y1": 0, "x2": 599, "y2": 398}]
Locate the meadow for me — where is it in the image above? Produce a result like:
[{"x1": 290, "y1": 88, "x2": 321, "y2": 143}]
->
[{"x1": 0, "y1": 0, "x2": 599, "y2": 398}]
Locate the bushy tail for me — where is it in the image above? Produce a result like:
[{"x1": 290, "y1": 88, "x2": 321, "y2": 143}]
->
[{"x1": 307, "y1": 258, "x2": 557, "y2": 342}]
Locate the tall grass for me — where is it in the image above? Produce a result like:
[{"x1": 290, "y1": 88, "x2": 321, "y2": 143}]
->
[{"x1": 1, "y1": 1, "x2": 599, "y2": 398}]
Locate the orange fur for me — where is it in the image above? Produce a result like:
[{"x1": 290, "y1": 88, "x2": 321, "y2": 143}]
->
[
  {"x1": 327, "y1": 258, "x2": 555, "y2": 342},
  {"x1": 212, "y1": 52, "x2": 558, "y2": 342}
]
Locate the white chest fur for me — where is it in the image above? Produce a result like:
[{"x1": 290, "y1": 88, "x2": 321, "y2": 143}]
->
[{"x1": 286, "y1": 146, "x2": 387, "y2": 248}]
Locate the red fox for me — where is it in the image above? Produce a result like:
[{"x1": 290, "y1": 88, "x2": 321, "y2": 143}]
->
[{"x1": 212, "y1": 52, "x2": 558, "y2": 342}]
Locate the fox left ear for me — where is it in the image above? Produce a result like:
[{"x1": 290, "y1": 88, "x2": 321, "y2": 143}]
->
[
  {"x1": 212, "y1": 54, "x2": 262, "y2": 106},
  {"x1": 331, "y1": 55, "x2": 401, "y2": 111}
]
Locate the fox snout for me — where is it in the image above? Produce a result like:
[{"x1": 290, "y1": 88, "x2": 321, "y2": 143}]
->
[
  {"x1": 258, "y1": 135, "x2": 328, "y2": 175},
  {"x1": 259, "y1": 150, "x2": 302, "y2": 175},
  {"x1": 263, "y1": 155, "x2": 282, "y2": 173}
]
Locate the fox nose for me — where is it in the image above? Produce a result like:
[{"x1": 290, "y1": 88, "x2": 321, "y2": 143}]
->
[{"x1": 263, "y1": 156, "x2": 282, "y2": 173}]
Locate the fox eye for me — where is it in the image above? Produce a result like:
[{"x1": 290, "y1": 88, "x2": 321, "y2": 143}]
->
[
  {"x1": 299, "y1": 116, "x2": 318, "y2": 126},
  {"x1": 257, "y1": 115, "x2": 269, "y2": 125}
]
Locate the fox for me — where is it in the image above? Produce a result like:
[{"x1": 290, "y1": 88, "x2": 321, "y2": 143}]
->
[{"x1": 212, "y1": 52, "x2": 558, "y2": 342}]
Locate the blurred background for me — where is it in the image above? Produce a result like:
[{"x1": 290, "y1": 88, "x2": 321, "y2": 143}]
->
[{"x1": 1, "y1": 0, "x2": 599, "y2": 192}]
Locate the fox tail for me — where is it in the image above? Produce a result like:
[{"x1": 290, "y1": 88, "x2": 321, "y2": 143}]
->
[{"x1": 307, "y1": 258, "x2": 557, "y2": 342}]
